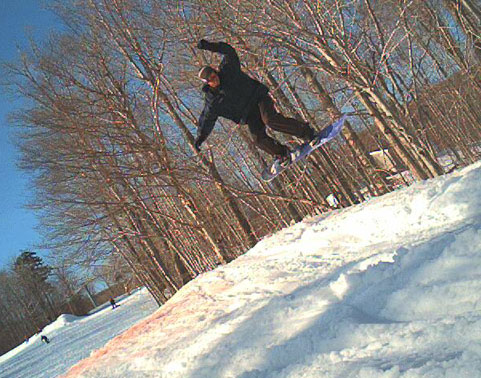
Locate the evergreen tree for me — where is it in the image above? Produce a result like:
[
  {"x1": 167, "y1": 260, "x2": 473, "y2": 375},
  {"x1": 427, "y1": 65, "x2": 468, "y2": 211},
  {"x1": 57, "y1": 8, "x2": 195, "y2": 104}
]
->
[
  {"x1": 13, "y1": 251, "x2": 55, "y2": 319},
  {"x1": 14, "y1": 251, "x2": 51, "y2": 284}
]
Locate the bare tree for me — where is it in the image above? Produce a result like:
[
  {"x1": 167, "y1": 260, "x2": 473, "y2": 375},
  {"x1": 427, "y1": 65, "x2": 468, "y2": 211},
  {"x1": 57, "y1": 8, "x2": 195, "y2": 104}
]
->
[{"x1": 2, "y1": 0, "x2": 479, "y2": 320}]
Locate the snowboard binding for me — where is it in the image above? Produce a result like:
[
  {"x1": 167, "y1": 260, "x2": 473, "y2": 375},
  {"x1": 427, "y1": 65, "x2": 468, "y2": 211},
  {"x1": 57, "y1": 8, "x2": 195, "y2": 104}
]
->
[{"x1": 261, "y1": 114, "x2": 348, "y2": 182}]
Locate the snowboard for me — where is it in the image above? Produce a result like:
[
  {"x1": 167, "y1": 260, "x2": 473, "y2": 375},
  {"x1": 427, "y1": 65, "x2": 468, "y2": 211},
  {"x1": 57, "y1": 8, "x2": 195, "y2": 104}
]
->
[{"x1": 261, "y1": 114, "x2": 348, "y2": 182}]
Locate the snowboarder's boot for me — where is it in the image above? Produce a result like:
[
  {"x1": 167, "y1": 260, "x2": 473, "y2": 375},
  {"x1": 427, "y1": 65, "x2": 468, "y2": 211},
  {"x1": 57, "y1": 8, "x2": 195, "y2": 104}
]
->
[
  {"x1": 274, "y1": 149, "x2": 294, "y2": 168},
  {"x1": 300, "y1": 124, "x2": 316, "y2": 145}
]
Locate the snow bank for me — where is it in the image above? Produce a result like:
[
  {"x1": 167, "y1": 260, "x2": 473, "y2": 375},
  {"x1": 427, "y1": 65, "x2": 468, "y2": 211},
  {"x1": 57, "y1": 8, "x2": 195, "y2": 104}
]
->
[
  {"x1": 57, "y1": 161, "x2": 481, "y2": 378},
  {"x1": 0, "y1": 288, "x2": 157, "y2": 378},
  {"x1": 41, "y1": 314, "x2": 83, "y2": 334},
  {"x1": 0, "y1": 340, "x2": 30, "y2": 365},
  {"x1": 0, "y1": 314, "x2": 82, "y2": 366},
  {"x1": 3, "y1": 161, "x2": 481, "y2": 378}
]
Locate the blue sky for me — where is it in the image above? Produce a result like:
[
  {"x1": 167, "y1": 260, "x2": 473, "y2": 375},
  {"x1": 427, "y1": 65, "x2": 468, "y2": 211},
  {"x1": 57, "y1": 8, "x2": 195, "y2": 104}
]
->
[{"x1": 0, "y1": 1, "x2": 61, "y2": 268}]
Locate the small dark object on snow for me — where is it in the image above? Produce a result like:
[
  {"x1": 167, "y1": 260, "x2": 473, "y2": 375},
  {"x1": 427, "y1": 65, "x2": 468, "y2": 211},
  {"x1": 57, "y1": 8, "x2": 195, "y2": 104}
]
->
[
  {"x1": 110, "y1": 297, "x2": 119, "y2": 309},
  {"x1": 41, "y1": 335, "x2": 50, "y2": 344}
]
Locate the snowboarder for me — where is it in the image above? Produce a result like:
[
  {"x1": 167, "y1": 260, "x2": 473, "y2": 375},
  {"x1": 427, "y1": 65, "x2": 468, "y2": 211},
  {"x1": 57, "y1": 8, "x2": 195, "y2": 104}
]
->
[
  {"x1": 41, "y1": 335, "x2": 50, "y2": 344},
  {"x1": 110, "y1": 297, "x2": 118, "y2": 309},
  {"x1": 195, "y1": 39, "x2": 316, "y2": 165}
]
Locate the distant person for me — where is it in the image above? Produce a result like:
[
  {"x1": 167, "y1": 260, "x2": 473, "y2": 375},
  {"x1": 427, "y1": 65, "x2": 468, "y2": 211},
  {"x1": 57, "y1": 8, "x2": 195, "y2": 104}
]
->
[
  {"x1": 110, "y1": 297, "x2": 119, "y2": 309},
  {"x1": 41, "y1": 335, "x2": 50, "y2": 344}
]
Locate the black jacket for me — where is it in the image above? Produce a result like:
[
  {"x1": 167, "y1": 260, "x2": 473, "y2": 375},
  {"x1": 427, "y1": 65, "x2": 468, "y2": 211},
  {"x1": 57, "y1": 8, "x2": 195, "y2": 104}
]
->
[{"x1": 196, "y1": 41, "x2": 269, "y2": 146}]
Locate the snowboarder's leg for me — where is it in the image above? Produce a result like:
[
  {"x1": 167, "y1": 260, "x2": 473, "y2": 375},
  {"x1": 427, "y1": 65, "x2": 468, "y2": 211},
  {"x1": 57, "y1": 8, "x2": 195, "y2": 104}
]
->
[
  {"x1": 258, "y1": 95, "x2": 314, "y2": 141},
  {"x1": 246, "y1": 106, "x2": 290, "y2": 159}
]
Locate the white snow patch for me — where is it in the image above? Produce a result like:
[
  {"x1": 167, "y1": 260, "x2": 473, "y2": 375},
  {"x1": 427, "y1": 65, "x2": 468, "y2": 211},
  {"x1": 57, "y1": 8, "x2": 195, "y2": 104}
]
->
[
  {"x1": 1, "y1": 161, "x2": 481, "y2": 378},
  {"x1": 0, "y1": 288, "x2": 158, "y2": 377},
  {"x1": 41, "y1": 314, "x2": 83, "y2": 334}
]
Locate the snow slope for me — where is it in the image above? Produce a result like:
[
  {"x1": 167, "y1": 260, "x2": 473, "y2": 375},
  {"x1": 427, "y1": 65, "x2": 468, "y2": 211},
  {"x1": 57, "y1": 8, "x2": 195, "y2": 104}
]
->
[
  {"x1": 56, "y1": 161, "x2": 481, "y2": 378},
  {"x1": 0, "y1": 288, "x2": 158, "y2": 378},
  {"x1": 2, "y1": 162, "x2": 481, "y2": 378}
]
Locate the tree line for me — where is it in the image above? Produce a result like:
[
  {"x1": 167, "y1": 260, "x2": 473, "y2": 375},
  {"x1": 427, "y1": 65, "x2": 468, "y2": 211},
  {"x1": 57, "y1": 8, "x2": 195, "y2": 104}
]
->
[
  {"x1": 1, "y1": 0, "x2": 479, "y2": 351},
  {"x1": 0, "y1": 251, "x2": 136, "y2": 355}
]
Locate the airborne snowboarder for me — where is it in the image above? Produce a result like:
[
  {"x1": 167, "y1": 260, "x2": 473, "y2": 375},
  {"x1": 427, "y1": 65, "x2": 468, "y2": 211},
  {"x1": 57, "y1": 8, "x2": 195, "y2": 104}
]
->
[{"x1": 195, "y1": 39, "x2": 316, "y2": 165}]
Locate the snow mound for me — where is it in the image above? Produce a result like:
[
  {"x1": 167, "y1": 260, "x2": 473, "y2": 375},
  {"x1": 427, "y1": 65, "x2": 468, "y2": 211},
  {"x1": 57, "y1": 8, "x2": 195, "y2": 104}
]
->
[
  {"x1": 3, "y1": 162, "x2": 481, "y2": 378},
  {"x1": 42, "y1": 314, "x2": 83, "y2": 334},
  {"x1": 59, "y1": 161, "x2": 481, "y2": 378},
  {"x1": 0, "y1": 315, "x2": 81, "y2": 365},
  {"x1": 0, "y1": 288, "x2": 157, "y2": 378},
  {"x1": 0, "y1": 341, "x2": 29, "y2": 365}
]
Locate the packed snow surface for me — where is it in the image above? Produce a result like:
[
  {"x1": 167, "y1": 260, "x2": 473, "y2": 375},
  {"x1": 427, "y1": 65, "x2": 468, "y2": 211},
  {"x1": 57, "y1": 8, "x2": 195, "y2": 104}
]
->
[
  {"x1": 0, "y1": 289, "x2": 158, "y2": 377},
  {"x1": 2, "y1": 161, "x2": 481, "y2": 377}
]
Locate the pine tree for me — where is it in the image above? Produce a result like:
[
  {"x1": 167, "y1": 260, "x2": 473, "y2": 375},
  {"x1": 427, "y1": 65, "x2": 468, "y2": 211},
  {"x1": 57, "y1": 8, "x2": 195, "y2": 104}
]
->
[
  {"x1": 13, "y1": 252, "x2": 55, "y2": 319},
  {"x1": 14, "y1": 252, "x2": 50, "y2": 283}
]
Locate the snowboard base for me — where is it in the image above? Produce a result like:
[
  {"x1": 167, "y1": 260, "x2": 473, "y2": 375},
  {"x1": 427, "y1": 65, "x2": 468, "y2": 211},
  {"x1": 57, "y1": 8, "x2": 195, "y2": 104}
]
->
[{"x1": 261, "y1": 114, "x2": 348, "y2": 182}]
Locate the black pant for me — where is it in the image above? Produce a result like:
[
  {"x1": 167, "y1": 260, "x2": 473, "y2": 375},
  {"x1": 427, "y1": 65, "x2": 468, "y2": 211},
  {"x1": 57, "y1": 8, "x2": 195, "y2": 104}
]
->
[{"x1": 246, "y1": 95, "x2": 313, "y2": 157}]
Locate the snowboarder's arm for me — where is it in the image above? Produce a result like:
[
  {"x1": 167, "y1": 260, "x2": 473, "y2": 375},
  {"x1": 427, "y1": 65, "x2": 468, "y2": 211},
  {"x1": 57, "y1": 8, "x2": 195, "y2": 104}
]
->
[
  {"x1": 197, "y1": 40, "x2": 241, "y2": 71},
  {"x1": 195, "y1": 105, "x2": 218, "y2": 150}
]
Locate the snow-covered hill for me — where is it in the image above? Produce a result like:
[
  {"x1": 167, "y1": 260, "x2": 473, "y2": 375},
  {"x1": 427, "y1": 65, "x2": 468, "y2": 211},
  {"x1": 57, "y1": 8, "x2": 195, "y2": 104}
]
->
[
  {"x1": 3, "y1": 161, "x2": 481, "y2": 378},
  {"x1": 0, "y1": 289, "x2": 158, "y2": 378}
]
